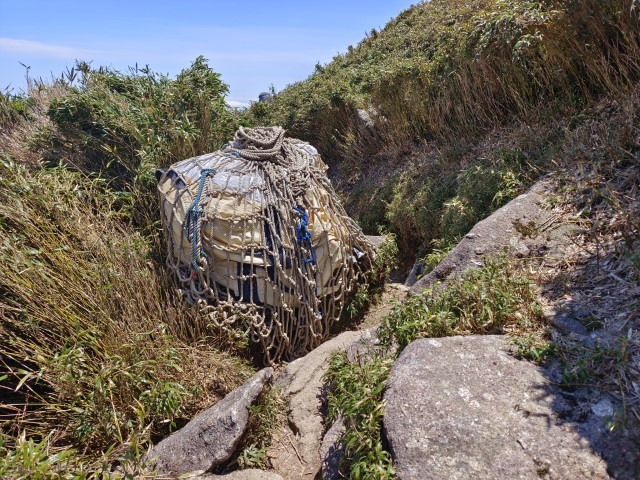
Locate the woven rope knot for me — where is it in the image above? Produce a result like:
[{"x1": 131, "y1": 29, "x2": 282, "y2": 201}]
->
[{"x1": 228, "y1": 126, "x2": 287, "y2": 164}]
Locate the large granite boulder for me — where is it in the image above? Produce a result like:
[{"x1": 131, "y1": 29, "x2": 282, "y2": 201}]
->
[
  {"x1": 147, "y1": 368, "x2": 273, "y2": 477},
  {"x1": 190, "y1": 470, "x2": 284, "y2": 479},
  {"x1": 383, "y1": 336, "x2": 611, "y2": 479},
  {"x1": 410, "y1": 179, "x2": 554, "y2": 294}
]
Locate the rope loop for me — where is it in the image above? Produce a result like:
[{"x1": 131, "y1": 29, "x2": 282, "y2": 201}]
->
[
  {"x1": 185, "y1": 168, "x2": 217, "y2": 273},
  {"x1": 227, "y1": 126, "x2": 287, "y2": 164}
]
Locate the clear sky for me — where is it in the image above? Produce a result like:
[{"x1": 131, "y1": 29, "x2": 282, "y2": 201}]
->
[{"x1": 0, "y1": 0, "x2": 414, "y2": 106}]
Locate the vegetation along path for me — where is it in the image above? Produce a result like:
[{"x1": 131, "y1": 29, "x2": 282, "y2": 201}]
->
[{"x1": 1, "y1": 0, "x2": 639, "y2": 478}]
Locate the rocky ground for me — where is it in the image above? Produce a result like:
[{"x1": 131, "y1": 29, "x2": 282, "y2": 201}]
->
[{"x1": 146, "y1": 173, "x2": 639, "y2": 479}]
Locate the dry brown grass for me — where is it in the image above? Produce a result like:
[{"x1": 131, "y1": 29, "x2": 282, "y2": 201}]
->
[
  {"x1": 373, "y1": 0, "x2": 640, "y2": 145},
  {"x1": 0, "y1": 80, "x2": 253, "y2": 473}
]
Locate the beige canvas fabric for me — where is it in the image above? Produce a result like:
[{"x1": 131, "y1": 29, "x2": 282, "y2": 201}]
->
[{"x1": 158, "y1": 127, "x2": 373, "y2": 364}]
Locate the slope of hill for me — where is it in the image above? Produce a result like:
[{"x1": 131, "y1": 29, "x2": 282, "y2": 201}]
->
[
  {"x1": 1, "y1": 0, "x2": 639, "y2": 478},
  {"x1": 251, "y1": 0, "x2": 640, "y2": 258}
]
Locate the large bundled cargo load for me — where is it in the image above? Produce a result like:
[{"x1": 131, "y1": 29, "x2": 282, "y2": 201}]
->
[{"x1": 158, "y1": 127, "x2": 374, "y2": 363}]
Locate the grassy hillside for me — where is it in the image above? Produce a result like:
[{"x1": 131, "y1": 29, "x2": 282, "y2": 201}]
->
[
  {"x1": 251, "y1": 0, "x2": 640, "y2": 257},
  {"x1": 0, "y1": 59, "x2": 255, "y2": 477},
  {"x1": 1, "y1": 0, "x2": 639, "y2": 477}
]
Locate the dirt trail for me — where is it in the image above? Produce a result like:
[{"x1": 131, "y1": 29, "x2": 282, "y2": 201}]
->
[{"x1": 267, "y1": 283, "x2": 407, "y2": 480}]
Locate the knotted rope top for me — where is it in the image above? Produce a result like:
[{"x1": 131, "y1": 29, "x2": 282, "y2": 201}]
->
[
  {"x1": 227, "y1": 126, "x2": 287, "y2": 165},
  {"x1": 225, "y1": 126, "x2": 314, "y2": 203}
]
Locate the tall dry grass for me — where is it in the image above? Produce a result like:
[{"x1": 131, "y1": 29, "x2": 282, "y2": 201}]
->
[
  {"x1": 0, "y1": 60, "x2": 253, "y2": 474},
  {"x1": 374, "y1": 0, "x2": 640, "y2": 145},
  {"x1": 0, "y1": 157, "x2": 251, "y2": 461}
]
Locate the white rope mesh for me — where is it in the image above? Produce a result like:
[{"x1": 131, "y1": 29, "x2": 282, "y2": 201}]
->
[{"x1": 158, "y1": 127, "x2": 374, "y2": 364}]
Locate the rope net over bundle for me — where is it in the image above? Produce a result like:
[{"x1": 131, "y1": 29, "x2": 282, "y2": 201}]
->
[{"x1": 158, "y1": 127, "x2": 374, "y2": 364}]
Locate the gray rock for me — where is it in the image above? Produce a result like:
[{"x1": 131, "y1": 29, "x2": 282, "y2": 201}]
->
[
  {"x1": 345, "y1": 328, "x2": 383, "y2": 363},
  {"x1": 270, "y1": 330, "x2": 365, "y2": 479},
  {"x1": 410, "y1": 179, "x2": 552, "y2": 295},
  {"x1": 190, "y1": 469, "x2": 284, "y2": 480},
  {"x1": 356, "y1": 108, "x2": 376, "y2": 130},
  {"x1": 147, "y1": 368, "x2": 273, "y2": 477},
  {"x1": 404, "y1": 261, "x2": 425, "y2": 287},
  {"x1": 591, "y1": 398, "x2": 614, "y2": 418},
  {"x1": 383, "y1": 336, "x2": 611, "y2": 479},
  {"x1": 320, "y1": 415, "x2": 346, "y2": 480},
  {"x1": 543, "y1": 305, "x2": 589, "y2": 338},
  {"x1": 364, "y1": 235, "x2": 386, "y2": 250}
]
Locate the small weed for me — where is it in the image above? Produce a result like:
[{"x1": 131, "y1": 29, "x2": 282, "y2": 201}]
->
[
  {"x1": 511, "y1": 333, "x2": 555, "y2": 363},
  {"x1": 236, "y1": 445, "x2": 268, "y2": 470},
  {"x1": 380, "y1": 255, "x2": 545, "y2": 349},
  {"x1": 0, "y1": 433, "x2": 83, "y2": 479},
  {"x1": 325, "y1": 352, "x2": 396, "y2": 480},
  {"x1": 344, "y1": 284, "x2": 372, "y2": 321}
]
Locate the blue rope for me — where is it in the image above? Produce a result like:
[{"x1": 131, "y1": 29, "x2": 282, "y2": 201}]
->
[
  {"x1": 293, "y1": 206, "x2": 317, "y2": 265},
  {"x1": 185, "y1": 168, "x2": 217, "y2": 274}
]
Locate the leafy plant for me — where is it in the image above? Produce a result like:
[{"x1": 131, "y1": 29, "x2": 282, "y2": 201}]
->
[
  {"x1": 236, "y1": 445, "x2": 268, "y2": 470},
  {"x1": 380, "y1": 255, "x2": 545, "y2": 349},
  {"x1": 420, "y1": 238, "x2": 455, "y2": 276},
  {"x1": 325, "y1": 352, "x2": 396, "y2": 480},
  {"x1": 0, "y1": 432, "x2": 87, "y2": 480}
]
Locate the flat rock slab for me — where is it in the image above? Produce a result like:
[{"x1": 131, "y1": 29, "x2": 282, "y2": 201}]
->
[
  {"x1": 384, "y1": 336, "x2": 611, "y2": 480},
  {"x1": 191, "y1": 469, "x2": 284, "y2": 480},
  {"x1": 147, "y1": 368, "x2": 273, "y2": 477},
  {"x1": 269, "y1": 329, "x2": 367, "y2": 479}
]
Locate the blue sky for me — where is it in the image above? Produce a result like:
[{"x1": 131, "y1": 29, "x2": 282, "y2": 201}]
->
[{"x1": 0, "y1": 1, "x2": 413, "y2": 106}]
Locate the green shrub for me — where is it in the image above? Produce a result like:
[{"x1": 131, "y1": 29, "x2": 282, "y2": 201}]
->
[
  {"x1": 325, "y1": 352, "x2": 395, "y2": 480},
  {"x1": 47, "y1": 57, "x2": 241, "y2": 229},
  {"x1": 511, "y1": 333, "x2": 555, "y2": 363},
  {"x1": 0, "y1": 91, "x2": 33, "y2": 128},
  {"x1": 419, "y1": 238, "x2": 456, "y2": 277},
  {"x1": 380, "y1": 255, "x2": 545, "y2": 349}
]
